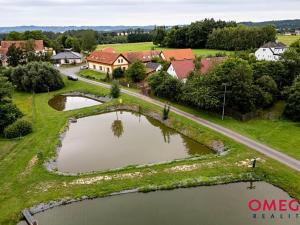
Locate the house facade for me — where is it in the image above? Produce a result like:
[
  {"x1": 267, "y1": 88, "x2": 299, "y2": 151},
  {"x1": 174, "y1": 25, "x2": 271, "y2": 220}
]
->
[
  {"x1": 51, "y1": 50, "x2": 83, "y2": 65},
  {"x1": 255, "y1": 42, "x2": 287, "y2": 61},
  {"x1": 167, "y1": 59, "x2": 195, "y2": 82},
  {"x1": 87, "y1": 50, "x2": 129, "y2": 74}
]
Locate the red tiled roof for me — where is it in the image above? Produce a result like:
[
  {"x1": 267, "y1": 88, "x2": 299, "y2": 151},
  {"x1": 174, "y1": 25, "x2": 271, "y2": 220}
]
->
[
  {"x1": 123, "y1": 50, "x2": 161, "y2": 63},
  {"x1": 87, "y1": 50, "x2": 127, "y2": 65},
  {"x1": 0, "y1": 40, "x2": 44, "y2": 52},
  {"x1": 161, "y1": 49, "x2": 195, "y2": 61},
  {"x1": 0, "y1": 47, "x2": 8, "y2": 56},
  {"x1": 200, "y1": 57, "x2": 226, "y2": 74},
  {"x1": 170, "y1": 59, "x2": 195, "y2": 80}
]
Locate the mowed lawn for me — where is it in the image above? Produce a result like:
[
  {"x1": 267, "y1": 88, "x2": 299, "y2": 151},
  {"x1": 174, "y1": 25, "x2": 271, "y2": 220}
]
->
[
  {"x1": 97, "y1": 42, "x2": 233, "y2": 56},
  {"x1": 277, "y1": 34, "x2": 300, "y2": 46}
]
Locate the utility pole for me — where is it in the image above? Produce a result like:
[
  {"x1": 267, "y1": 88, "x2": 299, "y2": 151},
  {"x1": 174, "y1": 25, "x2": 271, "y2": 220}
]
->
[{"x1": 222, "y1": 83, "x2": 228, "y2": 121}]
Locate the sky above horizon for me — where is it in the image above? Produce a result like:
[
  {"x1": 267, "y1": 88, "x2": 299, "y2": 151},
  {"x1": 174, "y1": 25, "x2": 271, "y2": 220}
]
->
[{"x1": 0, "y1": 0, "x2": 299, "y2": 26}]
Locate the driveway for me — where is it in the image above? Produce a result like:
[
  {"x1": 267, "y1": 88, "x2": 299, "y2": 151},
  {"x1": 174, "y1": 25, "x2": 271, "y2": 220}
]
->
[{"x1": 60, "y1": 66, "x2": 300, "y2": 172}]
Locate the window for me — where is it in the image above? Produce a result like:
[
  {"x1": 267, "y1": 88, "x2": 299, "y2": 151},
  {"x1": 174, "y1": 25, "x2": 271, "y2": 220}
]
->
[
  {"x1": 122, "y1": 67, "x2": 126, "y2": 70},
  {"x1": 107, "y1": 68, "x2": 110, "y2": 73},
  {"x1": 93, "y1": 65, "x2": 96, "y2": 69},
  {"x1": 100, "y1": 66, "x2": 102, "y2": 70}
]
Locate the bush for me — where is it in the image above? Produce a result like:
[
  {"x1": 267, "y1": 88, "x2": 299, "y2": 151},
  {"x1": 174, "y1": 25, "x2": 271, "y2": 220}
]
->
[
  {"x1": 4, "y1": 119, "x2": 33, "y2": 139},
  {"x1": 284, "y1": 76, "x2": 300, "y2": 121},
  {"x1": 0, "y1": 102, "x2": 23, "y2": 133},
  {"x1": 10, "y1": 61, "x2": 65, "y2": 93},
  {"x1": 126, "y1": 61, "x2": 146, "y2": 82},
  {"x1": 110, "y1": 80, "x2": 120, "y2": 98},
  {"x1": 112, "y1": 67, "x2": 125, "y2": 79}
]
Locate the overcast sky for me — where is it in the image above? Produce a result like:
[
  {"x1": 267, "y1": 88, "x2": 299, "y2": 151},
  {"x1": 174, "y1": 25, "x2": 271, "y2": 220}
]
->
[{"x1": 0, "y1": 0, "x2": 299, "y2": 26}]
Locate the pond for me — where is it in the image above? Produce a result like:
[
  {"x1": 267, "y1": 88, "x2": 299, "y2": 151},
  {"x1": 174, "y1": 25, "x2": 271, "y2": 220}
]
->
[
  {"x1": 48, "y1": 95, "x2": 102, "y2": 111},
  {"x1": 23, "y1": 182, "x2": 300, "y2": 225},
  {"x1": 57, "y1": 111, "x2": 212, "y2": 173}
]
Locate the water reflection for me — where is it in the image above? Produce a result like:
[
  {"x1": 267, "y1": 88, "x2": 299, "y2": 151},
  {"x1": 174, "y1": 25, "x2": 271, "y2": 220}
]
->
[
  {"x1": 48, "y1": 95, "x2": 102, "y2": 111},
  {"x1": 31, "y1": 182, "x2": 299, "y2": 225},
  {"x1": 57, "y1": 111, "x2": 212, "y2": 173}
]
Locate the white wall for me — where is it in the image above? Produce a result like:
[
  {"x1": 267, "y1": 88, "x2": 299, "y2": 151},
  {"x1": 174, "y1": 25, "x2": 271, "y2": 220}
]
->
[
  {"x1": 255, "y1": 48, "x2": 286, "y2": 61},
  {"x1": 167, "y1": 64, "x2": 178, "y2": 79}
]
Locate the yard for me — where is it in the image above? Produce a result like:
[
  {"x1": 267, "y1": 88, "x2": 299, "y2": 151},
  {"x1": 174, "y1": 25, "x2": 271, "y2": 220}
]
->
[
  {"x1": 79, "y1": 69, "x2": 107, "y2": 81},
  {"x1": 277, "y1": 34, "x2": 300, "y2": 46},
  {"x1": 97, "y1": 42, "x2": 233, "y2": 56},
  {"x1": 0, "y1": 78, "x2": 300, "y2": 225}
]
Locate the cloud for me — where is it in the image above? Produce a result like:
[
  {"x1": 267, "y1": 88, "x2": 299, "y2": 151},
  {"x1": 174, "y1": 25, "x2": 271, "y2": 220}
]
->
[{"x1": 0, "y1": 0, "x2": 299, "y2": 26}]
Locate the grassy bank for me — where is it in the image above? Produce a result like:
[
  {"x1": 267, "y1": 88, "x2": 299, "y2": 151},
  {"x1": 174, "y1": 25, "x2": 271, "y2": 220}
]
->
[
  {"x1": 97, "y1": 42, "x2": 233, "y2": 56},
  {"x1": 0, "y1": 78, "x2": 300, "y2": 225}
]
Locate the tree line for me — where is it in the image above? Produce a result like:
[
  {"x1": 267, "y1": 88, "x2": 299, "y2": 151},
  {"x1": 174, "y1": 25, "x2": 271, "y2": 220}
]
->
[{"x1": 152, "y1": 19, "x2": 277, "y2": 50}]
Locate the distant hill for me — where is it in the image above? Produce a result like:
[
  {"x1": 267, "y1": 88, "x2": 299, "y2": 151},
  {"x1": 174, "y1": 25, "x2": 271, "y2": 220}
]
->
[
  {"x1": 0, "y1": 25, "x2": 156, "y2": 33},
  {"x1": 240, "y1": 19, "x2": 300, "y2": 30}
]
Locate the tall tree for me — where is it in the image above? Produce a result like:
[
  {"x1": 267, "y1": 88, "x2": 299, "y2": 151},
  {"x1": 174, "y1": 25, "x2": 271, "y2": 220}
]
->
[{"x1": 6, "y1": 44, "x2": 24, "y2": 67}]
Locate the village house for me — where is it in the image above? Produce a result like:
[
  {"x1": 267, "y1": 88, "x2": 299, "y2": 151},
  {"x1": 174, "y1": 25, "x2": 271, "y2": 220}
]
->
[
  {"x1": 145, "y1": 62, "x2": 162, "y2": 74},
  {"x1": 167, "y1": 57, "x2": 225, "y2": 82},
  {"x1": 86, "y1": 50, "x2": 129, "y2": 74},
  {"x1": 160, "y1": 49, "x2": 195, "y2": 61},
  {"x1": 255, "y1": 42, "x2": 287, "y2": 61},
  {"x1": 51, "y1": 50, "x2": 83, "y2": 65},
  {"x1": 0, "y1": 40, "x2": 44, "y2": 66}
]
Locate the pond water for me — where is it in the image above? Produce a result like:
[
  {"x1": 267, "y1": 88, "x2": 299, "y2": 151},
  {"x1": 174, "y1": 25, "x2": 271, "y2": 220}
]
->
[
  {"x1": 48, "y1": 95, "x2": 102, "y2": 111},
  {"x1": 57, "y1": 111, "x2": 212, "y2": 173},
  {"x1": 28, "y1": 182, "x2": 299, "y2": 225}
]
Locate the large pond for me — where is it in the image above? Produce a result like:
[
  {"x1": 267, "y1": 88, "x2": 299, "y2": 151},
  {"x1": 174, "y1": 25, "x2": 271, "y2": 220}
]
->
[
  {"x1": 57, "y1": 111, "x2": 212, "y2": 173},
  {"x1": 23, "y1": 182, "x2": 300, "y2": 225},
  {"x1": 48, "y1": 95, "x2": 102, "y2": 111}
]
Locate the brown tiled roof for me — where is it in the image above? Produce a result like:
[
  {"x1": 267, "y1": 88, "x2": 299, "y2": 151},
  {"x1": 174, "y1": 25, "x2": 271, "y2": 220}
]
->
[
  {"x1": 123, "y1": 50, "x2": 161, "y2": 63},
  {"x1": 161, "y1": 49, "x2": 195, "y2": 61},
  {"x1": 0, "y1": 40, "x2": 44, "y2": 52},
  {"x1": 261, "y1": 42, "x2": 287, "y2": 48},
  {"x1": 170, "y1": 59, "x2": 195, "y2": 80},
  {"x1": 87, "y1": 50, "x2": 127, "y2": 65}
]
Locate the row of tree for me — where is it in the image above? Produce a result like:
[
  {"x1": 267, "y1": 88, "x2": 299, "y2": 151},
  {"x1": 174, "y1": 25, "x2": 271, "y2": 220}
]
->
[
  {"x1": 153, "y1": 19, "x2": 237, "y2": 48},
  {"x1": 206, "y1": 25, "x2": 277, "y2": 50}
]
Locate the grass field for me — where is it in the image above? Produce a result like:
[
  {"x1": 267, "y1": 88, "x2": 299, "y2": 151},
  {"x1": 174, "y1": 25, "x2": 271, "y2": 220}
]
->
[
  {"x1": 0, "y1": 78, "x2": 300, "y2": 224},
  {"x1": 277, "y1": 34, "x2": 300, "y2": 46},
  {"x1": 97, "y1": 42, "x2": 233, "y2": 56},
  {"x1": 79, "y1": 69, "x2": 107, "y2": 81}
]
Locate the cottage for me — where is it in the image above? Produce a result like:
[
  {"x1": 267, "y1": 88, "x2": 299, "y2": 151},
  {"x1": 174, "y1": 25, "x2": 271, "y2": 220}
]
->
[
  {"x1": 255, "y1": 42, "x2": 287, "y2": 61},
  {"x1": 0, "y1": 40, "x2": 44, "y2": 66},
  {"x1": 86, "y1": 50, "x2": 129, "y2": 74},
  {"x1": 51, "y1": 50, "x2": 83, "y2": 65},
  {"x1": 123, "y1": 50, "x2": 161, "y2": 64},
  {"x1": 160, "y1": 49, "x2": 195, "y2": 61},
  {"x1": 167, "y1": 59, "x2": 195, "y2": 82},
  {"x1": 146, "y1": 62, "x2": 162, "y2": 74},
  {"x1": 167, "y1": 57, "x2": 225, "y2": 82}
]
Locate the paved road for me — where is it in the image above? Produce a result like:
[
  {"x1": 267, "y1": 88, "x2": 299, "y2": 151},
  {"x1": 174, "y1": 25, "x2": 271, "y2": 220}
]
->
[{"x1": 60, "y1": 66, "x2": 300, "y2": 172}]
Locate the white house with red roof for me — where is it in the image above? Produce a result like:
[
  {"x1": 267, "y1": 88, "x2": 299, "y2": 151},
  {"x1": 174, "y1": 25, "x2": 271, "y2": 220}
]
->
[{"x1": 86, "y1": 50, "x2": 129, "y2": 74}]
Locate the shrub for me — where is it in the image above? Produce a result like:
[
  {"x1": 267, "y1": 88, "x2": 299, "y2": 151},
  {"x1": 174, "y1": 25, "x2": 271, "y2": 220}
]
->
[
  {"x1": 4, "y1": 120, "x2": 33, "y2": 139},
  {"x1": 0, "y1": 102, "x2": 23, "y2": 133},
  {"x1": 284, "y1": 76, "x2": 300, "y2": 121},
  {"x1": 110, "y1": 80, "x2": 120, "y2": 98},
  {"x1": 126, "y1": 61, "x2": 147, "y2": 82},
  {"x1": 10, "y1": 61, "x2": 65, "y2": 93},
  {"x1": 112, "y1": 67, "x2": 124, "y2": 79},
  {"x1": 162, "y1": 104, "x2": 170, "y2": 120}
]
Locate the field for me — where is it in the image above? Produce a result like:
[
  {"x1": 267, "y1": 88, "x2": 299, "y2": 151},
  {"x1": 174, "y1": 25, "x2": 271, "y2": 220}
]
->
[
  {"x1": 277, "y1": 34, "x2": 300, "y2": 46},
  {"x1": 0, "y1": 78, "x2": 300, "y2": 224},
  {"x1": 97, "y1": 42, "x2": 233, "y2": 56}
]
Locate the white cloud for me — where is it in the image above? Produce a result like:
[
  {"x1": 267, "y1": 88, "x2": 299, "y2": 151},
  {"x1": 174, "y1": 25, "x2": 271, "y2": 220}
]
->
[{"x1": 0, "y1": 0, "x2": 299, "y2": 26}]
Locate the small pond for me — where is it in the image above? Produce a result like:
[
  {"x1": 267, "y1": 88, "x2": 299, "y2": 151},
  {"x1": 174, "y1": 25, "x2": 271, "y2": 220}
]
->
[
  {"x1": 22, "y1": 182, "x2": 300, "y2": 225},
  {"x1": 48, "y1": 95, "x2": 102, "y2": 111},
  {"x1": 57, "y1": 111, "x2": 212, "y2": 173}
]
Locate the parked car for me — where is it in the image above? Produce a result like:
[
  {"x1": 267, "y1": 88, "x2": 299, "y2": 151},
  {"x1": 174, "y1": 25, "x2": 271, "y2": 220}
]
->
[
  {"x1": 67, "y1": 75, "x2": 78, "y2": 81},
  {"x1": 80, "y1": 65, "x2": 88, "y2": 70}
]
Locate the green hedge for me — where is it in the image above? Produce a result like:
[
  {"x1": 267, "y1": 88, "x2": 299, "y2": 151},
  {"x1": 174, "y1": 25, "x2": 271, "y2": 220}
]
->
[{"x1": 4, "y1": 120, "x2": 33, "y2": 139}]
